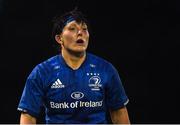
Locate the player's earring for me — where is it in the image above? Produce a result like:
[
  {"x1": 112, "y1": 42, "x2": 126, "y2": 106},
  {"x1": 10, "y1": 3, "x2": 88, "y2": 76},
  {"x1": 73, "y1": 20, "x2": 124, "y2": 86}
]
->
[
  {"x1": 60, "y1": 37, "x2": 64, "y2": 46},
  {"x1": 61, "y1": 38, "x2": 64, "y2": 43}
]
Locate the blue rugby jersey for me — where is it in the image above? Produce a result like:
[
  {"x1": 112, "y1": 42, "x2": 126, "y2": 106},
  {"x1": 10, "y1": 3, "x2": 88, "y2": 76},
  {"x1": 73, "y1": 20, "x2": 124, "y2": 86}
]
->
[{"x1": 17, "y1": 53, "x2": 129, "y2": 124}]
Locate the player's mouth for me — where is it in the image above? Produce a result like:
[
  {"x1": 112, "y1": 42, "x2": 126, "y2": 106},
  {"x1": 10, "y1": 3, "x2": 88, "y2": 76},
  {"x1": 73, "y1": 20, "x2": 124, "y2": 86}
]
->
[{"x1": 76, "y1": 39, "x2": 85, "y2": 45}]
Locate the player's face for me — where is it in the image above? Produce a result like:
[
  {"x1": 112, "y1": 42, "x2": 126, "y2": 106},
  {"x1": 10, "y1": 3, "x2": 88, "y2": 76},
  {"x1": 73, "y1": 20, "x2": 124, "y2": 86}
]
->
[{"x1": 60, "y1": 21, "x2": 89, "y2": 53}]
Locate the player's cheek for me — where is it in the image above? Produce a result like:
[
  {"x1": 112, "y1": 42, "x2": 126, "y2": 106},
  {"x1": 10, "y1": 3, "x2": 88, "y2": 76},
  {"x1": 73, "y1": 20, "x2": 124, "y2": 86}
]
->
[{"x1": 64, "y1": 34, "x2": 75, "y2": 43}]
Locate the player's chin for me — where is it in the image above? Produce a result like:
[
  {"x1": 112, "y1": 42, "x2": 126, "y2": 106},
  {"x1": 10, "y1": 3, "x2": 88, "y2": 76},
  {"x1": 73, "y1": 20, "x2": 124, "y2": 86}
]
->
[
  {"x1": 74, "y1": 46, "x2": 87, "y2": 52},
  {"x1": 73, "y1": 49, "x2": 86, "y2": 53},
  {"x1": 70, "y1": 49, "x2": 86, "y2": 57}
]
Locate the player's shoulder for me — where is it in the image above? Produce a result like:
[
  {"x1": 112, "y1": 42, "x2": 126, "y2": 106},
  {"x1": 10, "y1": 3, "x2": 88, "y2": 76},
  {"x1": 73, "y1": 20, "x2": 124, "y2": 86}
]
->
[
  {"x1": 31, "y1": 55, "x2": 60, "y2": 76},
  {"x1": 88, "y1": 53, "x2": 111, "y2": 64},
  {"x1": 42, "y1": 55, "x2": 60, "y2": 66},
  {"x1": 87, "y1": 53, "x2": 114, "y2": 69}
]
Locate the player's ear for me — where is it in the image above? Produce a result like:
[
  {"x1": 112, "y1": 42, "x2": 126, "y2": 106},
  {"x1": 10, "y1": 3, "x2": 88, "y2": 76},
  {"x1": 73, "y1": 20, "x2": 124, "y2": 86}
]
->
[{"x1": 55, "y1": 34, "x2": 63, "y2": 44}]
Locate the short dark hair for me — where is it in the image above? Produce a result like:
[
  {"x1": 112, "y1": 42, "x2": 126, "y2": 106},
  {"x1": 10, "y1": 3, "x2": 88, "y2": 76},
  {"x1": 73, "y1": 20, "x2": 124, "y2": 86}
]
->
[{"x1": 51, "y1": 9, "x2": 89, "y2": 42}]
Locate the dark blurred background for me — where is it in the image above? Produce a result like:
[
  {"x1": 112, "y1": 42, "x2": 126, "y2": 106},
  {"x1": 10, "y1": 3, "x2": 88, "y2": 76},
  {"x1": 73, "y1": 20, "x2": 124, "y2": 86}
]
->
[{"x1": 0, "y1": 0, "x2": 180, "y2": 123}]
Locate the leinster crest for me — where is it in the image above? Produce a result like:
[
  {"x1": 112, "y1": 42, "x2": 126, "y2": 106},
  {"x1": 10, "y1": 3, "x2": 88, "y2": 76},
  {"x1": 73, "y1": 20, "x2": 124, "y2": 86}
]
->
[{"x1": 88, "y1": 76, "x2": 102, "y2": 91}]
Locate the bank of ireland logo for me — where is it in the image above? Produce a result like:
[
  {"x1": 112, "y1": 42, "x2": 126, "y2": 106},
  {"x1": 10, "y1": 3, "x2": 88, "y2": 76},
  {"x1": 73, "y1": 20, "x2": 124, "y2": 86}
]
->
[
  {"x1": 71, "y1": 92, "x2": 84, "y2": 100},
  {"x1": 88, "y1": 76, "x2": 102, "y2": 91}
]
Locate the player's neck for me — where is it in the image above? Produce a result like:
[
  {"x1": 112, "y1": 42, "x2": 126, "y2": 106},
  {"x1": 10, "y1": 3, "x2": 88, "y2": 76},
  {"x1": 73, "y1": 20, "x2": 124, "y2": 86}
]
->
[{"x1": 61, "y1": 49, "x2": 86, "y2": 70}]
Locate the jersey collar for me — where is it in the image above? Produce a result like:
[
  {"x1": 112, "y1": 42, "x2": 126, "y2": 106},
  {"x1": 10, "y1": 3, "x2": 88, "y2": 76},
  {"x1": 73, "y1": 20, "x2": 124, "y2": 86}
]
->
[{"x1": 58, "y1": 53, "x2": 89, "y2": 71}]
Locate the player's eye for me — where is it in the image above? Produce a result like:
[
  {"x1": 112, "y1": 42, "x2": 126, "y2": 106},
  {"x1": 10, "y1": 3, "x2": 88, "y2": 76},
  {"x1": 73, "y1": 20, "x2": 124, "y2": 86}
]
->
[
  {"x1": 82, "y1": 28, "x2": 88, "y2": 31},
  {"x1": 68, "y1": 27, "x2": 76, "y2": 31}
]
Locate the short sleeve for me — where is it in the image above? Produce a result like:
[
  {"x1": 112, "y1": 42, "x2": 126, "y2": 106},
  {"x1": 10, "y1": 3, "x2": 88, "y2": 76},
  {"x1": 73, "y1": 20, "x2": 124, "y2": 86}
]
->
[
  {"x1": 17, "y1": 66, "x2": 45, "y2": 118},
  {"x1": 106, "y1": 64, "x2": 129, "y2": 110}
]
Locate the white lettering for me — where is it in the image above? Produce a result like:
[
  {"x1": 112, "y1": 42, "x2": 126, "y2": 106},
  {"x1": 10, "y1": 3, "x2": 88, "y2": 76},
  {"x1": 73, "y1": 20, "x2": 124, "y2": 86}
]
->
[
  {"x1": 50, "y1": 101, "x2": 69, "y2": 109},
  {"x1": 70, "y1": 101, "x2": 78, "y2": 108},
  {"x1": 50, "y1": 100, "x2": 103, "y2": 109},
  {"x1": 79, "y1": 100, "x2": 103, "y2": 107}
]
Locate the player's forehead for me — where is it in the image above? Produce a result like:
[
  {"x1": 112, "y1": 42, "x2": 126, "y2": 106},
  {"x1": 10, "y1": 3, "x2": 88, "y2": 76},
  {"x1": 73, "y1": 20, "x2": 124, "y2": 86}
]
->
[{"x1": 65, "y1": 20, "x2": 88, "y2": 28}]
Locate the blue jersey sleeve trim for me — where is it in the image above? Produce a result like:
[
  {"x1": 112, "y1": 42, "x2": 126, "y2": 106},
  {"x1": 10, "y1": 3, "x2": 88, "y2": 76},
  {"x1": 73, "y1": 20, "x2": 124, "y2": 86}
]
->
[
  {"x1": 17, "y1": 104, "x2": 39, "y2": 118},
  {"x1": 108, "y1": 98, "x2": 129, "y2": 111}
]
